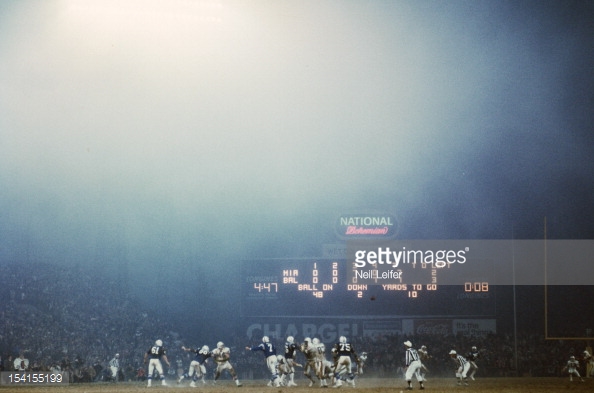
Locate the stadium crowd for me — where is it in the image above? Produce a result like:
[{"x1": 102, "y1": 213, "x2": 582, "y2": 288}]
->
[{"x1": 1, "y1": 262, "x2": 591, "y2": 382}]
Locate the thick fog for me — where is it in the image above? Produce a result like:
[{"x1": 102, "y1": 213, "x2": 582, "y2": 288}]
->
[{"x1": 1, "y1": 0, "x2": 593, "y2": 339}]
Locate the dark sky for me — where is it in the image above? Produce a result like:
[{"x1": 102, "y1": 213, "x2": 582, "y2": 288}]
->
[{"x1": 1, "y1": 0, "x2": 593, "y2": 338}]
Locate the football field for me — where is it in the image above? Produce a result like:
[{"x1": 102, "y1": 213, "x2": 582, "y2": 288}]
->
[{"x1": 1, "y1": 378, "x2": 591, "y2": 393}]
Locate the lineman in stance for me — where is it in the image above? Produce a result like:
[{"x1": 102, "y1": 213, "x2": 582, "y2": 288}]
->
[
  {"x1": 332, "y1": 335, "x2": 359, "y2": 388},
  {"x1": 179, "y1": 345, "x2": 211, "y2": 387},
  {"x1": 404, "y1": 340, "x2": 424, "y2": 390},
  {"x1": 144, "y1": 339, "x2": 170, "y2": 387},
  {"x1": 246, "y1": 336, "x2": 281, "y2": 387},
  {"x1": 212, "y1": 341, "x2": 242, "y2": 386}
]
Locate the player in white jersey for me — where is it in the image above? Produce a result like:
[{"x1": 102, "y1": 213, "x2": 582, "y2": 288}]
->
[
  {"x1": 404, "y1": 341, "x2": 425, "y2": 390},
  {"x1": 301, "y1": 337, "x2": 317, "y2": 387},
  {"x1": 584, "y1": 349, "x2": 593, "y2": 378},
  {"x1": 562, "y1": 355, "x2": 584, "y2": 382},
  {"x1": 212, "y1": 341, "x2": 242, "y2": 386},
  {"x1": 312, "y1": 338, "x2": 330, "y2": 387},
  {"x1": 449, "y1": 350, "x2": 470, "y2": 386},
  {"x1": 357, "y1": 352, "x2": 368, "y2": 375},
  {"x1": 144, "y1": 339, "x2": 170, "y2": 387},
  {"x1": 417, "y1": 345, "x2": 430, "y2": 382}
]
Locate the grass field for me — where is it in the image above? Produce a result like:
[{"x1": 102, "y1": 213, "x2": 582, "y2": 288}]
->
[{"x1": 1, "y1": 378, "x2": 591, "y2": 393}]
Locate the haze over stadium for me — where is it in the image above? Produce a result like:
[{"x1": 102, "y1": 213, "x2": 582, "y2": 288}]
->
[{"x1": 1, "y1": 0, "x2": 593, "y2": 347}]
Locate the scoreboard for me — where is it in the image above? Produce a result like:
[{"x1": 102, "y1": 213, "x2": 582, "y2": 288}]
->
[{"x1": 240, "y1": 258, "x2": 495, "y2": 317}]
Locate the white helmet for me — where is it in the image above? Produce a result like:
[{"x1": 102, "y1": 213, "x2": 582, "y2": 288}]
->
[
  {"x1": 472, "y1": 346, "x2": 477, "y2": 351},
  {"x1": 201, "y1": 345, "x2": 209, "y2": 352},
  {"x1": 217, "y1": 341, "x2": 224, "y2": 349},
  {"x1": 449, "y1": 350, "x2": 457, "y2": 355},
  {"x1": 304, "y1": 337, "x2": 311, "y2": 343},
  {"x1": 286, "y1": 336, "x2": 294, "y2": 343},
  {"x1": 339, "y1": 336, "x2": 347, "y2": 343},
  {"x1": 312, "y1": 338, "x2": 320, "y2": 345},
  {"x1": 262, "y1": 336, "x2": 270, "y2": 343},
  {"x1": 155, "y1": 340, "x2": 163, "y2": 346},
  {"x1": 277, "y1": 355, "x2": 284, "y2": 362}
]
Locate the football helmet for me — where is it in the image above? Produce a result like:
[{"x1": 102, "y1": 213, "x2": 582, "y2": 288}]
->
[
  {"x1": 155, "y1": 340, "x2": 163, "y2": 346},
  {"x1": 217, "y1": 341, "x2": 224, "y2": 349},
  {"x1": 312, "y1": 338, "x2": 320, "y2": 345},
  {"x1": 339, "y1": 336, "x2": 347, "y2": 343},
  {"x1": 287, "y1": 336, "x2": 294, "y2": 343},
  {"x1": 201, "y1": 345, "x2": 209, "y2": 352},
  {"x1": 262, "y1": 336, "x2": 270, "y2": 343}
]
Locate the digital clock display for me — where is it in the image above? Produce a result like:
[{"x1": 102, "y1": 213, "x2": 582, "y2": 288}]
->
[{"x1": 241, "y1": 258, "x2": 494, "y2": 317}]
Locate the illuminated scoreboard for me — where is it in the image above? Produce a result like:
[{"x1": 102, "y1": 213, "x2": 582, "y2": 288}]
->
[{"x1": 240, "y1": 258, "x2": 495, "y2": 317}]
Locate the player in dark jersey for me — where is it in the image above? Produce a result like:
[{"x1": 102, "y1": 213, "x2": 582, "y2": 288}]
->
[
  {"x1": 332, "y1": 336, "x2": 359, "y2": 387},
  {"x1": 246, "y1": 336, "x2": 281, "y2": 387},
  {"x1": 283, "y1": 336, "x2": 300, "y2": 386},
  {"x1": 465, "y1": 346, "x2": 480, "y2": 380},
  {"x1": 178, "y1": 345, "x2": 212, "y2": 387},
  {"x1": 144, "y1": 339, "x2": 170, "y2": 387}
]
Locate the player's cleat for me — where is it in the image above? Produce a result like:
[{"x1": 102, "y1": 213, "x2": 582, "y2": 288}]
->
[
  {"x1": 309, "y1": 381, "x2": 314, "y2": 387},
  {"x1": 161, "y1": 380, "x2": 168, "y2": 386},
  {"x1": 333, "y1": 380, "x2": 343, "y2": 388},
  {"x1": 288, "y1": 381, "x2": 298, "y2": 387},
  {"x1": 470, "y1": 376, "x2": 475, "y2": 381},
  {"x1": 190, "y1": 381, "x2": 197, "y2": 387}
]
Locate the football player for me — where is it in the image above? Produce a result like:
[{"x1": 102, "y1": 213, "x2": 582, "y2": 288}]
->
[
  {"x1": 144, "y1": 339, "x2": 170, "y2": 387},
  {"x1": 332, "y1": 336, "x2": 359, "y2": 387},
  {"x1": 301, "y1": 337, "x2": 317, "y2": 387},
  {"x1": 179, "y1": 345, "x2": 211, "y2": 387},
  {"x1": 246, "y1": 336, "x2": 280, "y2": 387},
  {"x1": 312, "y1": 338, "x2": 329, "y2": 387},
  {"x1": 466, "y1": 346, "x2": 480, "y2": 380},
  {"x1": 562, "y1": 355, "x2": 584, "y2": 382},
  {"x1": 283, "y1": 336, "x2": 300, "y2": 386},
  {"x1": 418, "y1": 345, "x2": 431, "y2": 382},
  {"x1": 212, "y1": 341, "x2": 242, "y2": 386}
]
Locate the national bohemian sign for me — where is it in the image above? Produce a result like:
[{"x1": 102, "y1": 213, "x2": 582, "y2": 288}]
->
[{"x1": 335, "y1": 213, "x2": 398, "y2": 239}]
